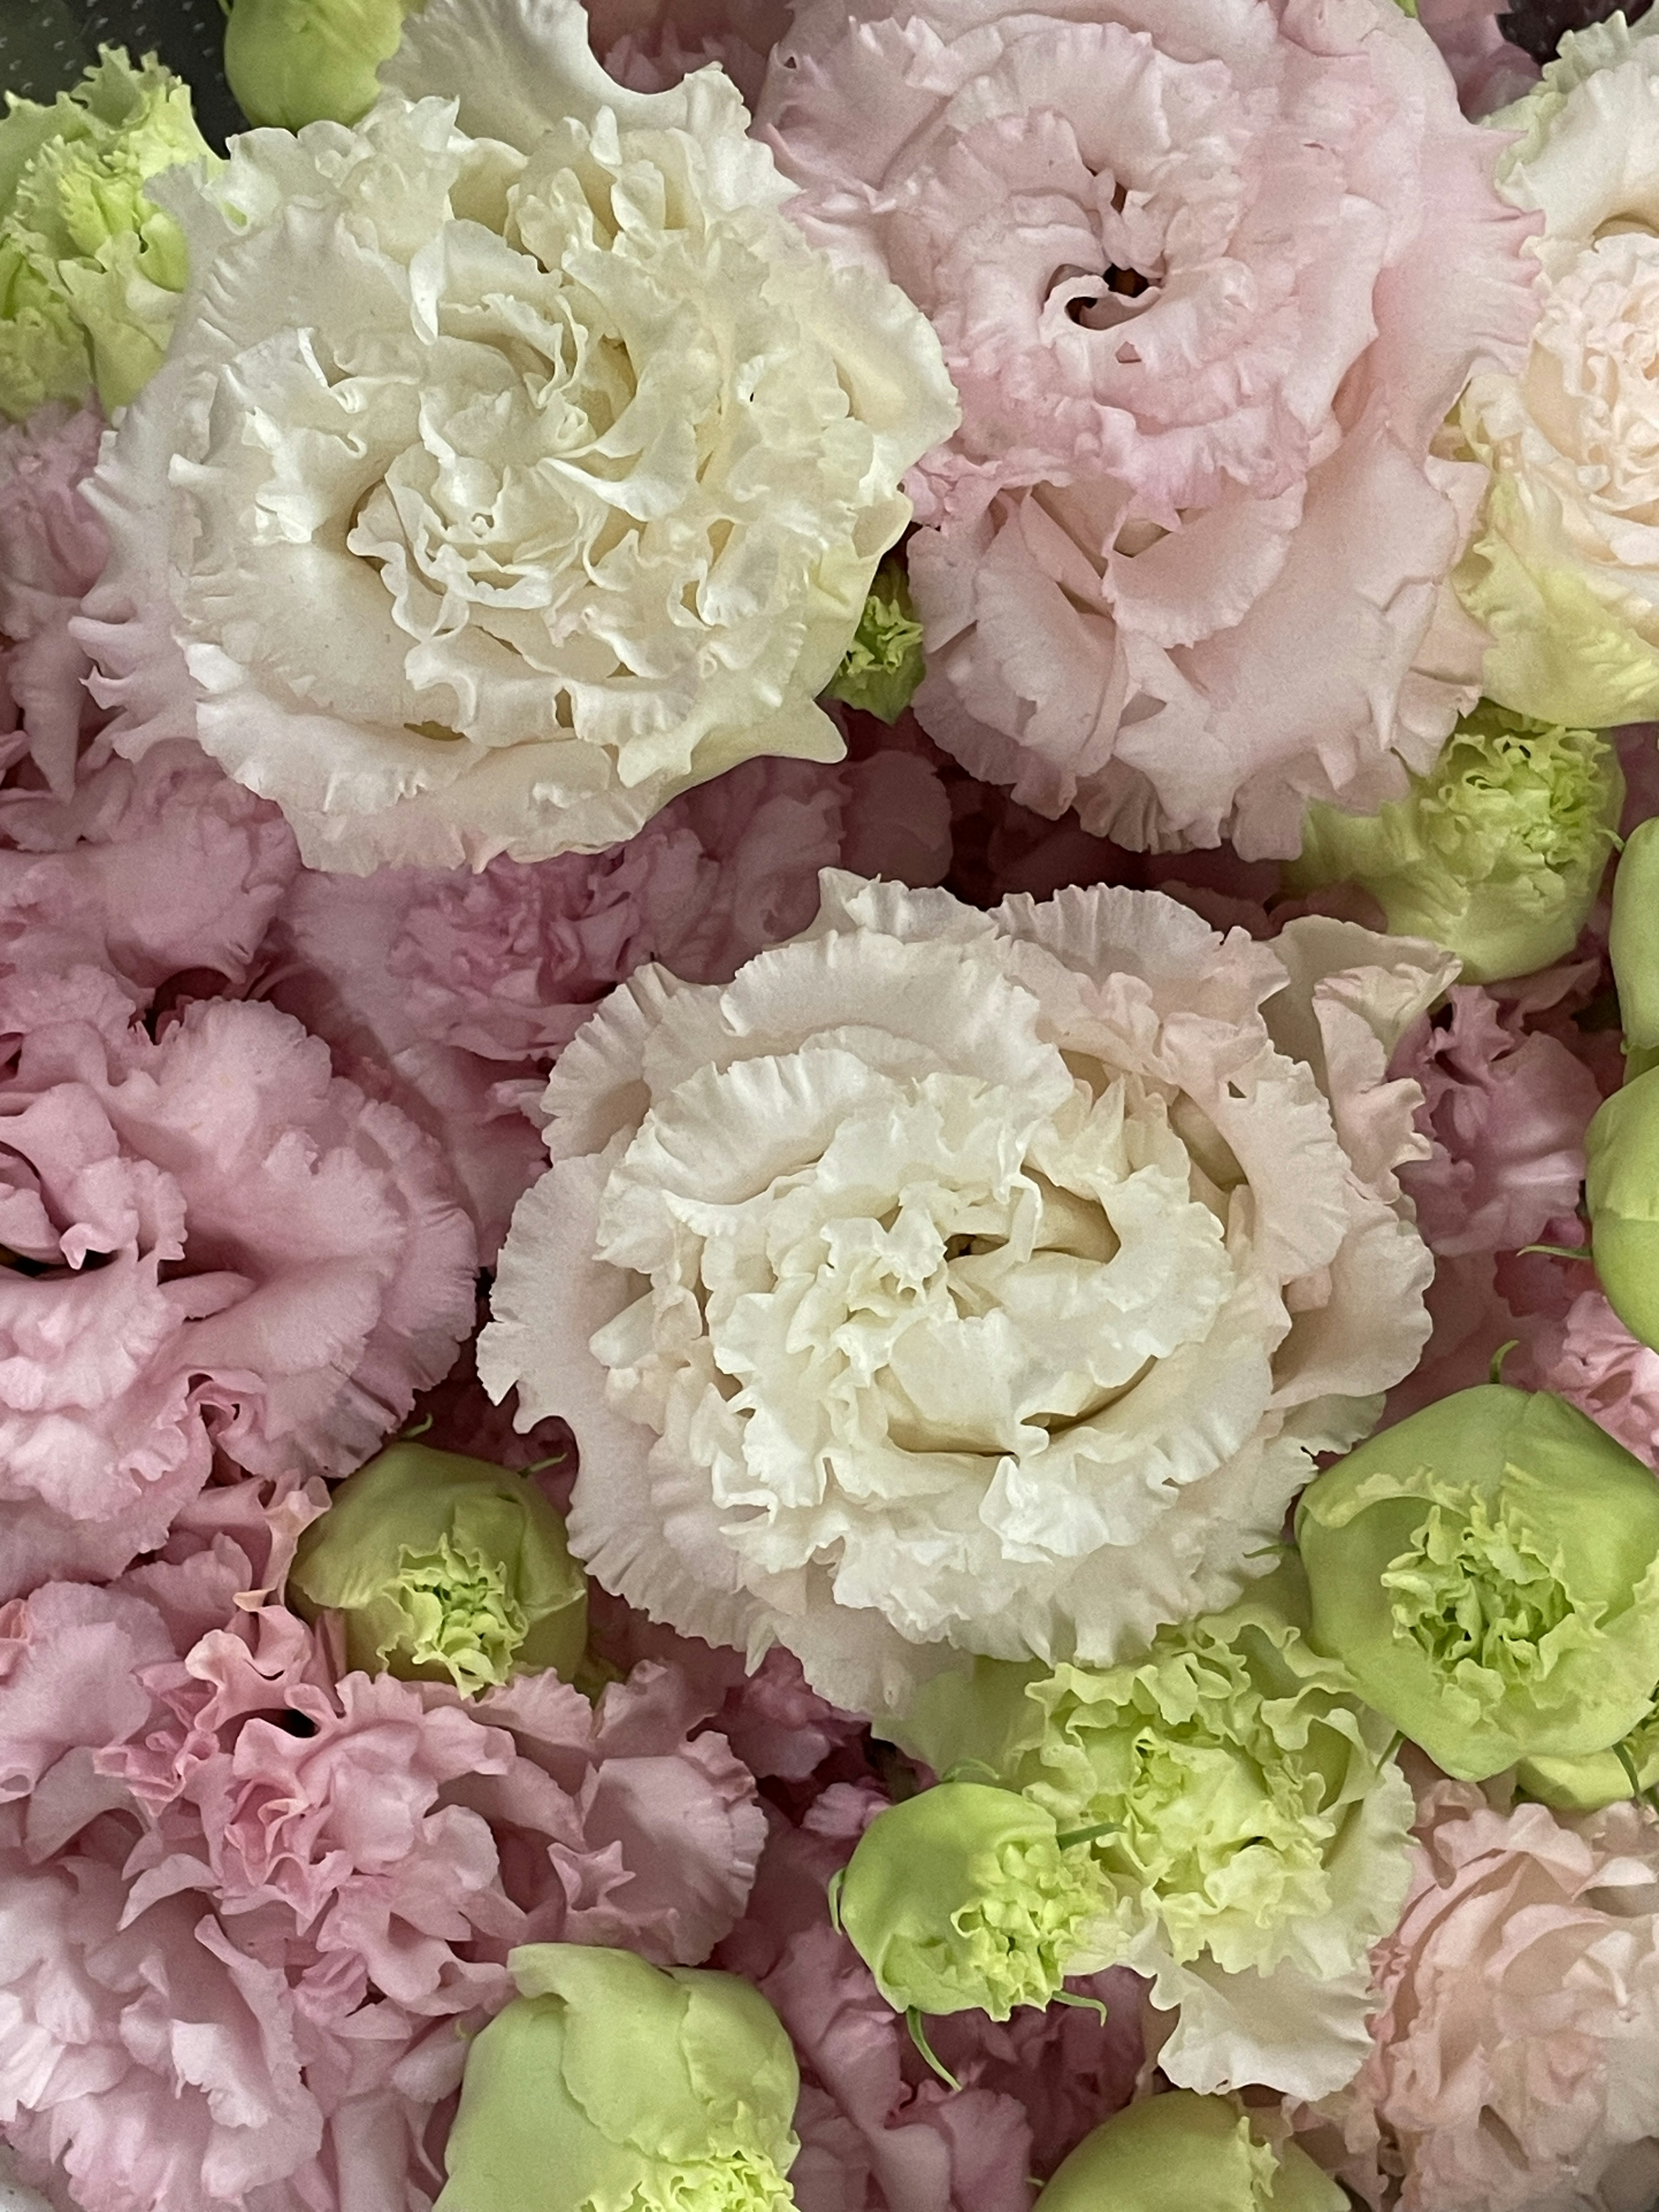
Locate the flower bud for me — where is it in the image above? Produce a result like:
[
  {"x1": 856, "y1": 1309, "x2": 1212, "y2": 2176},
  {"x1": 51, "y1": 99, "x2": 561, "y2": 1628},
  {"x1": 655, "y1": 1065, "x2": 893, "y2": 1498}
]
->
[
  {"x1": 1287, "y1": 705, "x2": 1621, "y2": 984},
  {"x1": 223, "y1": 0, "x2": 415, "y2": 131},
  {"x1": 823, "y1": 555, "x2": 926, "y2": 725},
  {"x1": 838, "y1": 1780, "x2": 1108, "y2": 2020},
  {"x1": 1589, "y1": 1066, "x2": 1659, "y2": 1352},
  {"x1": 1297, "y1": 1385, "x2": 1659, "y2": 1780},
  {"x1": 1033, "y1": 2090, "x2": 1344, "y2": 2212},
  {"x1": 435, "y1": 1944, "x2": 799, "y2": 2212},
  {"x1": 287, "y1": 1441, "x2": 588, "y2": 1694},
  {"x1": 1610, "y1": 817, "x2": 1659, "y2": 1058},
  {"x1": 0, "y1": 49, "x2": 211, "y2": 420}
]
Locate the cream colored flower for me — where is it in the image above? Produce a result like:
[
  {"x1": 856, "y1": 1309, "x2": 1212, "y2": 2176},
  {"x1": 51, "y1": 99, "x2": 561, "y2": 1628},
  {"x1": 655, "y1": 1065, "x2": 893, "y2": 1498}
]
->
[
  {"x1": 481, "y1": 874, "x2": 1453, "y2": 1712},
  {"x1": 76, "y1": 0, "x2": 957, "y2": 872}
]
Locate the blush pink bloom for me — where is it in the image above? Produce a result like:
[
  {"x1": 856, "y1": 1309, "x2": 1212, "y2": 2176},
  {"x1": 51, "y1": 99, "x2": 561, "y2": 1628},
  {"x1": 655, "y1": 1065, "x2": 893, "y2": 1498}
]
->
[
  {"x1": 261, "y1": 748, "x2": 948, "y2": 1254},
  {"x1": 0, "y1": 403, "x2": 109, "y2": 802},
  {"x1": 1416, "y1": 0, "x2": 1539, "y2": 116},
  {"x1": 0, "y1": 979, "x2": 476, "y2": 1600},
  {"x1": 585, "y1": 0, "x2": 793, "y2": 104},
  {"x1": 1299, "y1": 1776, "x2": 1659, "y2": 2212},
  {"x1": 1525, "y1": 1289, "x2": 1659, "y2": 1472},
  {"x1": 759, "y1": 0, "x2": 1540, "y2": 857}
]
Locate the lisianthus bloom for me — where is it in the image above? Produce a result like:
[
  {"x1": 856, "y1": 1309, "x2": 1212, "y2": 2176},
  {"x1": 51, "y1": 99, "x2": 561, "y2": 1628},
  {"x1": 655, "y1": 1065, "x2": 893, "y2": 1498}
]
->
[
  {"x1": 1302, "y1": 1777, "x2": 1659, "y2": 2212},
  {"x1": 1449, "y1": 13, "x2": 1659, "y2": 726},
  {"x1": 0, "y1": 400, "x2": 109, "y2": 797},
  {"x1": 287, "y1": 1441, "x2": 589, "y2": 1693},
  {"x1": 1587, "y1": 1069, "x2": 1659, "y2": 1354},
  {"x1": 1297, "y1": 1385, "x2": 1659, "y2": 1780},
  {"x1": 757, "y1": 0, "x2": 1539, "y2": 857},
  {"x1": 0, "y1": 972, "x2": 476, "y2": 1599},
  {"x1": 435, "y1": 1944, "x2": 800, "y2": 2212},
  {"x1": 76, "y1": 0, "x2": 957, "y2": 874},
  {"x1": 481, "y1": 871, "x2": 1452, "y2": 1713},
  {"x1": 0, "y1": 49, "x2": 211, "y2": 422},
  {"x1": 1287, "y1": 707, "x2": 1622, "y2": 985},
  {"x1": 222, "y1": 0, "x2": 416, "y2": 128},
  {"x1": 893, "y1": 1564, "x2": 1415, "y2": 2099},
  {"x1": 837, "y1": 1781, "x2": 1111, "y2": 2022},
  {"x1": 1037, "y1": 2090, "x2": 1344, "y2": 2212}
]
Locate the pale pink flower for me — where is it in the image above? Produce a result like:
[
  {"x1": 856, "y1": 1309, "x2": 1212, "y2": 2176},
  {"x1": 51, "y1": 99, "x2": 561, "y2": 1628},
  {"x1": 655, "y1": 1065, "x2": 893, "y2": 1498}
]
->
[
  {"x1": 0, "y1": 981, "x2": 476, "y2": 1599},
  {"x1": 1526, "y1": 1290, "x2": 1659, "y2": 1471},
  {"x1": 0, "y1": 404, "x2": 109, "y2": 801},
  {"x1": 759, "y1": 0, "x2": 1539, "y2": 857},
  {"x1": 1300, "y1": 1776, "x2": 1659, "y2": 2212},
  {"x1": 1417, "y1": 0, "x2": 1540, "y2": 115},
  {"x1": 585, "y1": 0, "x2": 793, "y2": 104}
]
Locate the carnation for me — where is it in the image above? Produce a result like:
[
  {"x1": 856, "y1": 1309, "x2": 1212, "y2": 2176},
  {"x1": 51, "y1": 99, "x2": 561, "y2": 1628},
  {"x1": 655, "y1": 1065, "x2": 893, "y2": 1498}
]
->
[
  {"x1": 0, "y1": 976, "x2": 476, "y2": 1600},
  {"x1": 1451, "y1": 12, "x2": 1659, "y2": 727},
  {"x1": 76, "y1": 0, "x2": 958, "y2": 873},
  {"x1": 481, "y1": 871, "x2": 1452, "y2": 1713},
  {"x1": 757, "y1": 0, "x2": 1539, "y2": 857}
]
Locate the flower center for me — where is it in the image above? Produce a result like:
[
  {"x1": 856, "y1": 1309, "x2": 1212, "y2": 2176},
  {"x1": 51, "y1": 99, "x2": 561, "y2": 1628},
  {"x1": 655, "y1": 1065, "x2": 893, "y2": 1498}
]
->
[
  {"x1": 1382, "y1": 1496, "x2": 1575, "y2": 1704},
  {"x1": 388, "y1": 1535, "x2": 528, "y2": 1692}
]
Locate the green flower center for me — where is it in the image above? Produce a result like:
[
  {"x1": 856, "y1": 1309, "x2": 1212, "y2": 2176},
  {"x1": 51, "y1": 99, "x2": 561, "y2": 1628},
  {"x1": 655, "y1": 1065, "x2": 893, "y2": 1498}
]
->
[
  {"x1": 1382, "y1": 1494, "x2": 1582, "y2": 1713},
  {"x1": 1419, "y1": 712, "x2": 1615, "y2": 886},
  {"x1": 887, "y1": 1832, "x2": 1100, "y2": 2015},
  {"x1": 387, "y1": 1534, "x2": 528, "y2": 1694},
  {"x1": 646, "y1": 2148, "x2": 796, "y2": 2210}
]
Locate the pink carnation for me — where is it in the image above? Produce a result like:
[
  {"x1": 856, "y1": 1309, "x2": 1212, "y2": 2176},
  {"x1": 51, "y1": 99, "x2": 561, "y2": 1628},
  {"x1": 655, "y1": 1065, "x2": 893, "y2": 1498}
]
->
[
  {"x1": 0, "y1": 980, "x2": 476, "y2": 1599},
  {"x1": 1525, "y1": 1289, "x2": 1659, "y2": 1471},
  {"x1": 585, "y1": 0, "x2": 793, "y2": 104},
  {"x1": 759, "y1": 0, "x2": 1539, "y2": 857},
  {"x1": 0, "y1": 404, "x2": 108, "y2": 802},
  {"x1": 1300, "y1": 1776, "x2": 1659, "y2": 2212}
]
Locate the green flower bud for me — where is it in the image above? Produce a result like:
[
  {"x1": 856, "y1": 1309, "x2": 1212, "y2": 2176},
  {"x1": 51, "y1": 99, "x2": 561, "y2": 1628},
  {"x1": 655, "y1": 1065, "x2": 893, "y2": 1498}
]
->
[
  {"x1": 823, "y1": 554, "x2": 926, "y2": 725},
  {"x1": 1610, "y1": 817, "x2": 1659, "y2": 1059},
  {"x1": 1286, "y1": 705, "x2": 1622, "y2": 984},
  {"x1": 0, "y1": 48, "x2": 211, "y2": 419},
  {"x1": 1516, "y1": 1703, "x2": 1659, "y2": 1814},
  {"x1": 1297, "y1": 1385, "x2": 1659, "y2": 1780},
  {"x1": 1589, "y1": 1066, "x2": 1659, "y2": 1352},
  {"x1": 435, "y1": 1944, "x2": 800, "y2": 2212},
  {"x1": 1033, "y1": 2090, "x2": 1344, "y2": 2212},
  {"x1": 222, "y1": 0, "x2": 417, "y2": 133},
  {"x1": 837, "y1": 1780, "x2": 1109, "y2": 2021},
  {"x1": 288, "y1": 1441, "x2": 588, "y2": 1694}
]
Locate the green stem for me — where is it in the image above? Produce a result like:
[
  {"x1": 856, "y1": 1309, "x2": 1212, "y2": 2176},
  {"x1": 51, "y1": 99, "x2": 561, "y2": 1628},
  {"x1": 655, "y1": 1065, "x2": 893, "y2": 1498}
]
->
[
  {"x1": 1052, "y1": 1992, "x2": 1110, "y2": 2023},
  {"x1": 825, "y1": 1867, "x2": 846, "y2": 1937},
  {"x1": 1517, "y1": 1244, "x2": 1593, "y2": 1262},
  {"x1": 906, "y1": 2010, "x2": 961, "y2": 2093},
  {"x1": 1489, "y1": 1339, "x2": 1519, "y2": 1386},
  {"x1": 1055, "y1": 1821, "x2": 1117, "y2": 1851}
]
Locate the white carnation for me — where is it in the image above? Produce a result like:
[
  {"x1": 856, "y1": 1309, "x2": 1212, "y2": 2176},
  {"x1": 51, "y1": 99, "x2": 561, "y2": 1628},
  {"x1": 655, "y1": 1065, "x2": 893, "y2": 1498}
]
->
[
  {"x1": 74, "y1": 0, "x2": 957, "y2": 872},
  {"x1": 480, "y1": 872, "x2": 1455, "y2": 1712}
]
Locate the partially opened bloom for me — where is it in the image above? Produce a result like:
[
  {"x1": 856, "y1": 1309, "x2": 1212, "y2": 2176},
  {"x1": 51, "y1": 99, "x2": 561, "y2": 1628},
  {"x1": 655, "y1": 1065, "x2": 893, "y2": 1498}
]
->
[
  {"x1": 1297, "y1": 1385, "x2": 1659, "y2": 1779},
  {"x1": 758, "y1": 0, "x2": 1538, "y2": 856},
  {"x1": 288, "y1": 1440, "x2": 589, "y2": 1693},
  {"x1": 1037, "y1": 2090, "x2": 1344, "y2": 2212},
  {"x1": 434, "y1": 1944, "x2": 800, "y2": 2212},
  {"x1": 77, "y1": 0, "x2": 957, "y2": 873},
  {"x1": 1288, "y1": 708, "x2": 1622, "y2": 985},
  {"x1": 0, "y1": 49, "x2": 211, "y2": 421},
  {"x1": 482, "y1": 871, "x2": 1452, "y2": 1713}
]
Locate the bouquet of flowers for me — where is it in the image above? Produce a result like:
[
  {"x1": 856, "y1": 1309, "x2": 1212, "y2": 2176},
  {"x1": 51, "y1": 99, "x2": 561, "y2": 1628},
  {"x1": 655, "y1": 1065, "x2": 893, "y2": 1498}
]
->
[{"x1": 4, "y1": 0, "x2": 1659, "y2": 2204}]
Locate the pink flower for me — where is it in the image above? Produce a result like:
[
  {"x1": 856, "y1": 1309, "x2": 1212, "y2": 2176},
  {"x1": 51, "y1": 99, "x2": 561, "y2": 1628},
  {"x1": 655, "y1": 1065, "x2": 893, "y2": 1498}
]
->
[
  {"x1": 0, "y1": 982, "x2": 476, "y2": 1599},
  {"x1": 1526, "y1": 1289, "x2": 1659, "y2": 1471},
  {"x1": 1300, "y1": 1775, "x2": 1659, "y2": 2212},
  {"x1": 585, "y1": 0, "x2": 793, "y2": 104},
  {"x1": 0, "y1": 404, "x2": 108, "y2": 802},
  {"x1": 261, "y1": 749, "x2": 948, "y2": 1254},
  {"x1": 759, "y1": 0, "x2": 1539, "y2": 857},
  {"x1": 1416, "y1": 0, "x2": 1539, "y2": 116}
]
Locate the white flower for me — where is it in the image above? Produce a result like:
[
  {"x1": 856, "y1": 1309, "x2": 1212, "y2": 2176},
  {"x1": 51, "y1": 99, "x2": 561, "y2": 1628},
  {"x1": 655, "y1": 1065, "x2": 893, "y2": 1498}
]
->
[
  {"x1": 73, "y1": 0, "x2": 957, "y2": 873},
  {"x1": 480, "y1": 873, "x2": 1455, "y2": 1712},
  {"x1": 1449, "y1": 11, "x2": 1659, "y2": 727}
]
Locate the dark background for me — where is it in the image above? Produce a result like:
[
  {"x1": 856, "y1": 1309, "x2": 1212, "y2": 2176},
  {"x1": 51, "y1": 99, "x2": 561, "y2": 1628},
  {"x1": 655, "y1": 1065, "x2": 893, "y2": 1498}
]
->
[{"x1": 0, "y1": 0, "x2": 243, "y2": 143}]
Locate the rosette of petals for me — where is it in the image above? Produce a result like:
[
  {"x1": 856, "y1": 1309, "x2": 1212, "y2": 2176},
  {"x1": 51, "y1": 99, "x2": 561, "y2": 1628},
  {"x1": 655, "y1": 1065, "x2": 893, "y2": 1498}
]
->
[
  {"x1": 75, "y1": 0, "x2": 958, "y2": 873},
  {"x1": 482, "y1": 871, "x2": 1452, "y2": 1712},
  {"x1": 1302, "y1": 1778, "x2": 1659, "y2": 2212},
  {"x1": 0, "y1": 400, "x2": 109, "y2": 799},
  {"x1": 757, "y1": 0, "x2": 1539, "y2": 857},
  {"x1": 0, "y1": 979, "x2": 475, "y2": 1599}
]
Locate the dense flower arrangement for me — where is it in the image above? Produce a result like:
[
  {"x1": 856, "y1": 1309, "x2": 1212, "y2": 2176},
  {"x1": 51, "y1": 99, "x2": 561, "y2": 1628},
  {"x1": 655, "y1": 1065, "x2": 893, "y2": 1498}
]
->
[{"x1": 6, "y1": 0, "x2": 1659, "y2": 2207}]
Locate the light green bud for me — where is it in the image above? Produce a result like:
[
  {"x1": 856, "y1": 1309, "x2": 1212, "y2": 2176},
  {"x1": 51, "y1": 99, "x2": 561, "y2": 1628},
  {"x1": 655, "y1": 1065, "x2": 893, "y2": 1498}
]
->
[
  {"x1": 0, "y1": 48, "x2": 211, "y2": 419},
  {"x1": 1033, "y1": 2090, "x2": 1344, "y2": 2212},
  {"x1": 837, "y1": 1780, "x2": 1108, "y2": 2021},
  {"x1": 288, "y1": 1441, "x2": 588, "y2": 1694},
  {"x1": 1517, "y1": 1695, "x2": 1659, "y2": 1813},
  {"x1": 1286, "y1": 705, "x2": 1622, "y2": 984},
  {"x1": 1297, "y1": 1385, "x2": 1659, "y2": 1780},
  {"x1": 1588, "y1": 1068, "x2": 1659, "y2": 1352},
  {"x1": 435, "y1": 1944, "x2": 800, "y2": 2212},
  {"x1": 1611, "y1": 817, "x2": 1659, "y2": 1059},
  {"x1": 222, "y1": 0, "x2": 418, "y2": 132},
  {"x1": 823, "y1": 554, "x2": 926, "y2": 725}
]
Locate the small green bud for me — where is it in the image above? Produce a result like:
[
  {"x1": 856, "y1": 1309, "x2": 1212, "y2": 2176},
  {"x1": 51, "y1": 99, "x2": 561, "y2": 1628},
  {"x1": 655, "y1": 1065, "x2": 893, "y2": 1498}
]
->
[
  {"x1": 1287, "y1": 705, "x2": 1622, "y2": 984},
  {"x1": 0, "y1": 48, "x2": 212, "y2": 419},
  {"x1": 1588, "y1": 1066, "x2": 1659, "y2": 1352},
  {"x1": 1033, "y1": 2090, "x2": 1345, "y2": 2212},
  {"x1": 288, "y1": 1441, "x2": 588, "y2": 1694},
  {"x1": 1297, "y1": 1385, "x2": 1659, "y2": 1780},
  {"x1": 223, "y1": 0, "x2": 418, "y2": 132},
  {"x1": 823, "y1": 554, "x2": 926, "y2": 724},
  {"x1": 435, "y1": 1945, "x2": 800, "y2": 2212},
  {"x1": 1610, "y1": 817, "x2": 1659, "y2": 1057},
  {"x1": 838, "y1": 1780, "x2": 1107, "y2": 2021}
]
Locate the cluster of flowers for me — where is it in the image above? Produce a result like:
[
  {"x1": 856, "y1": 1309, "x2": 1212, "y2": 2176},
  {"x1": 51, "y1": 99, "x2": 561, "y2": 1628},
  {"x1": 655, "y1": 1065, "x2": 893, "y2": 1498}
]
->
[{"x1": 8, "y1": 0, "x2": 1659, "y2": 2207}]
